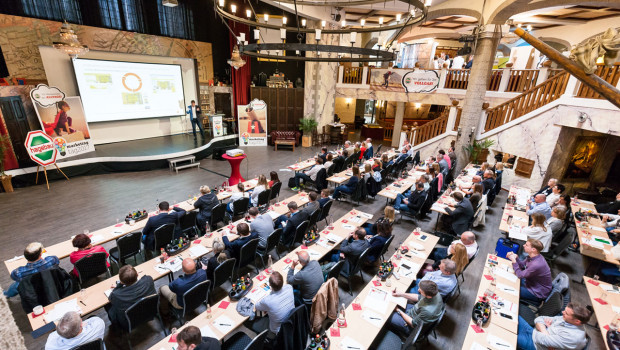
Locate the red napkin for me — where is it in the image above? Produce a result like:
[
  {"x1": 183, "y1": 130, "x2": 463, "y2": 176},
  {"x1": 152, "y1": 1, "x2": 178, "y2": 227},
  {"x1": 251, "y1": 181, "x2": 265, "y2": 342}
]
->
[
  {"x1": 301, "y1": 245, "x2": 308, "y2": 250},
  {"x1": 392, "y1": 263, "x2": 398, "y2": 268},
  {"x1": 169, "y1": 334, "x2": 177, "y2": 342},
  {"x1": 352, "y1": 303, "x2": 362, "y2": 310},
  {"x1": 350, "y1": 211, "x2": 356, "y2": 214},
  {"x1": 604, "y1": 325, "x2": 611, "y2": 331},
  {"x1": 471, "y1": 325, "x2": 484, "y2": 333},
  {"x1": 284, "y1": 258, "x2": 292, "y2": 264},
  {"x1": 330, "y1": 327, "x2": 341, "y2": 337},
  {"x1": 413, "y1": 231, "x2": 420, "y2": 235},
  {"x1": 488, "y1": 255, "x2": 498, "y2": 261},
  {"x1": 372, "y1": 280, "x2": 382, "y2": 286},
  {"x1": 193, "y1": 239, "x2": 201, "y2": 244},
  {"x1": 342, "y1": 220, "x2": 348, "y2": 223},
  {"x1": 484, "y1": 275, "x2": 493, "y2": 281},
  {"x1": 587, "y1": 279, "x2": 600, "y2": 286},
  {"x1": 31, "y1": 310, "x2": 46, "y2": 318},
  {"x1": 219, "y1": 301, "x2": 230, "y2": 309},
  {"x1": 595, "y1": 298, "x2": 608, "y2": 305},
  {"x1": 174, "y1": 204, "x2": 180, "y2": 207},
  {"x1": 257, "y1": 274, "x2": 266, "y2": 281},
  {"x1": 114, "y1": 223, "x2": 123, "y2": 227}
]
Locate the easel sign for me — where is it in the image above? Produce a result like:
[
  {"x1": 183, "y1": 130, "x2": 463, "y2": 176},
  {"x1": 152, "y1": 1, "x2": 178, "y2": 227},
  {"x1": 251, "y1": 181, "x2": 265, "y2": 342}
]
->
[{"x1": 24, "y1": 130, "x2": 69, "y2": 190}]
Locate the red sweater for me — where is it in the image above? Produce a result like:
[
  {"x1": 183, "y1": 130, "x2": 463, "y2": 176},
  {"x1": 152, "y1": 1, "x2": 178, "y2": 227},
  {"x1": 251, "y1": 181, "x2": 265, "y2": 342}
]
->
[{"x1": 69, "y1": 245, "x2": 110, "y2": 277}]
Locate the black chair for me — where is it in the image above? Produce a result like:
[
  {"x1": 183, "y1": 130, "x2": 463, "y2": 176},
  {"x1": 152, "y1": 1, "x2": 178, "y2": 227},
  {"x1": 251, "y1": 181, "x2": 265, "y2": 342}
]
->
[
  {"x1": 256, "y1": 228, "x2": 282, "y2": 268},
  {"x1": 318, "y1": 200, "x2": 334, "y2": 227},
  {"x1": 124, "y1": 294, "x2": 167, "y2": 350},
  {"x1": 153, "y1": 223, "x2": 175, "y2": 255},
  {"x1": 327, "y1": 163, "x2": 336, "y2": 177},
  {"x1": 341, "y1": 177, "x2": 366, "y2": 205},
  {"x1": 543, "y1": 231, "x2": 574, "y2": 266},
  {"x1": 519, "y1": 291, "x2": 563, "y2": 326},
  {"x1": 74, "y1": 252, "x2": 110, "y2": 288},
  {"x1": 257, "y1": 189, "x2": 271, "y2": 213},
  {"x1": 209, "y1": 203, "x2": 227, "y2": 229},
  {"x1": 340, "y1": 248, "x2": 371, "y2": 295},
  {"x1": 418, "y1": 306, "x2": 446, "y2": 342},
  {"x1": 222, "y1": 329, "x2": 269, "y2": 350},
  {"x1": 231, "y1": 197, "x2": 250, "y2": 220},
  {"x1": 307, "y1": 208, "x2": 322, "y2": 232},
  {"x1": 211, "y1": 258, "x2": 236, "y2": 303},
  {"x1": 171, "y1": 280, "x2": 211, "y2": 326},
  {"x1": 456, "y1": 246, "x2": 479, "y2": 296},
  {"x1": 179, "y1": 210, "x2": 199, "y2": 238},
  {"x1": 325, "y1": 260, "x2": 345, "y2": 282},
  {"x1": 269, "y1": 182, "x2": 282, "y2": 203},
  {"x1": 374, "y1": 316, "x2": 423, "y2": 350},
  {"x1": 236, "y1": 238, "x2": 260, "y2": 277},
  {"x1": 69, "y1": 338, "x2": 104, "y2": 350},
  {"x1": 109, "y1": 231, "x2": 142, "y2": 270},
  {"x1": 375, "y1": 144, "x2": 383, "y2": 156},
  {"x1": 379, "y1": 235, "x2": 395, "y2": 261},
  {"x1": 286, "y1": 220, "x2": 309, "y2": 250}
]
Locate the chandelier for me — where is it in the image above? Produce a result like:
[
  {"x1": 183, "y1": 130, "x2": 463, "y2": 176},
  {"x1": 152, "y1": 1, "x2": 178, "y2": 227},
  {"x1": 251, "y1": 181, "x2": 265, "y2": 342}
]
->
[
  {"x1": 227, "y1": 45, "x2": 247, "y2": 69},
  {"x1": 52, "y1": 22, "x2": 89, "y2": 58}
]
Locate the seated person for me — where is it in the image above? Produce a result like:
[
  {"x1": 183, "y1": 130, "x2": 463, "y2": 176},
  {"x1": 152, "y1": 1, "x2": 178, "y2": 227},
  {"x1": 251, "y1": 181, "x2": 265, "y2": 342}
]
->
[
  {"x1": 517, "y1": 302, "x2": 590, "y2": 350},
  {"x1": 393, "y1": 182, "x2": 426, "y2": 214},
  {"x1": 318, "y1": 147, "x2": 328, "y2": 163},
  {"x1": 469, "y1": 183, "x2": 484, "y2": 210},
  {"x1": 481, "y1": 170, "x2": 496, "y2": 193},
  {"x1": 603, "y1": 211, "x2": 620, "y2": 234},
  {"x1": 555, "y1": 194, "x2": 571, "y2": 213},
  {"x1": 176, "y1": 325, "x2": 221, "y2": 350},
  {"x1": 254, "y1": 272, "x2": 295, "y2": 340},
  {"x1": 372, "y1": 159, "x2": 382, "y2": 172},
  {"x1": 69, "y1": 233, "x2": 110, "y2": 278},
  {"x1": 250, "y1": 174, "x2": 270, "y2": 207},
  {"x1": 300, "y1": 191, "x2": 320, "y2": 217},
  {"x1": 324, "y1": 153, "x2": 334, "y2": 170},
  {"x1": 335, "y1": 150, "x2": 348, "y2": 166},
  {"x1": 596, "y1": 192, "x2": 620, "y2": 214},
  {"x1": 401, "y1": 259, "x2": 458, "y2": 300},
  {"x1": 248, "y1": 207, "x2": 274, "y2": 250},
  {"x1": 545, "y1": 207, "x2": 565, "y2": 238},
  {"x1": 546, "y1": 184, "x2": 564, "y2": 207},
  {"x1": 205, "y1": 238, "x2": 229, "y2": 281},
  {"x1": 317, "y1": 188, "x2": 331, "y2": 208},
  {"x1": 327, "y1": 228, "x2": 370, "y2": 275},
  {"x1": 437, "y1": 153, "x2": 449, "y2": 177},
  {"x1": 287, "y1": 251, "x2": 324, "y2": 306},
  {"x1": 433, "y1": 231, "x2": 478, "y2": 261},
  {"x1": 475, "y1": 162, "x2": 489, "y2": 177},
  {"x1": 535, "y1": 178, "x2": 557, "y2": 197},
  {"x1": 506, "y1": 239, "x2": 552, "y2": 304},
  {"x1": 459, "y1": 175, "x2": 482, "y2": 196},
  {"x1": 45, "y1": 312, "x2": 105, "y2": 350},
  {"x1": 359, "y1": 142, "x2": 367, "y2": 160},
  {"x1": 142, "y1": 201, "x2": 186, "y2": 254},
  {"x1": 363, "y1": 206, "x2": 395, "y2": 236},
  {"x1": 268, "y1": 171, "x2": 280, "y2": 188},
  {"x1": 389, "y1": 280, "x2": 444, "y2": 336},
  {"x1": 389, "y1": 148, "x2": 408, "y2": 166},
  {"x1": 274, "y1": 201, "x2": 309, "y2": 246},
  {"x1": 223, "y1": 223, "x2": 257, "y2": 261},
  {"x1": 381, "y1": 154, "x2": 389, "y2": 169},
  {"x1": 344, "y1": 141, "x2": 355, "y2": 156},
  {"x1": 332, "y1": 166, "x2": 360, "y2": 200},
  {"x1": 226, "y1": 183, "x2": 249, "y2": 214},
  {"x1": 194, "y1": 185, "x2": 219, "y2": 233},
  {"x1": 5, "y1": 242, "x2": 60, "y2": 298},
  {"x1": 159, "y1": 258, "x2": 207, "y2": 315},
  {"x1": 443, "y1": 192, "x2": 474, "y2": 235},
  {"x1": 292, "y1": 158, "x2": 323, "y2": 191},
  {"x1": 527, "y1": 194, "x2": 552, "y2": 219},
  {"x1": 366, "y1": 221, "x2": 393, "y2": 263},
  {"x1": 522, "y1": 213, "x2": 552, "y2": 253},
  {"x1": 106, "y1": 265, "x2": 156, "y2": 330}
]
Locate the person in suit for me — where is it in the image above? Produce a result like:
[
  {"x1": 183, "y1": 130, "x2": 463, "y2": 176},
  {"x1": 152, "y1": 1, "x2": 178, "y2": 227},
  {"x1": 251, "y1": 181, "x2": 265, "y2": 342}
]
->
[
  {"x1": 444, "y1": 192, "x2": 474, "y2": 235},
  {"x1": 194, "y1": 186, "x2": 219, "y2": 233},
  {"x1": 248, "y1": 207, "x2": 274, "y2": 250},
  {"x1": 223, "y1": 222, "x2": 257, "y2": 261},
  {"x1": 142, "y1": 201, "x2": 186, "y2": 256},
  {"x1": 318, "y1": 189, "x2": 331, "y2": 208},
  {"x1": 292, "y1": 158, "x2": 323, "y2": 191},
  {"x1": 275, "y1": 201, "x2": 309, "y2": 246},
  {"x1": 300, "y1": 191, "x2": 320, "y2": 217},
  {"x1": 448, "y1": 146, "x2": 457, "y2": 169},
  {"x1": 318, "y1": 147, "x2": 328, "y2": 163},
  {"x1": 394, "y1": 182, "x2": 427, "y2": 215},
  {"x1": 106, "y1": 265, "x2": 156, "y2": 330},
  {"x1": 535, "y1": 178, "x2": 557, "y2": 197},
  {"x1": 481, "y1": 170, "x2": 496, "y2": 194},
  {"x1": 390, "y1": 148, "x2": 408, "y2": 166},
  {"x1": 437, "y1": 153, "x2": 449, "y2": 177},
  {"x1": 159, "y1": 258, "x2": 207, "y2": 315},
  {"x1": 332, "y1": 166, "x2": 360, "y2": 200},
  {"x1": 287, "y1": 251, "x2": 324, "y2": 306},
  {"x1": 186, "y1": 100, "x2": 204, "y2": 138},
  {"x1": 331, "y1": 228, "x2": 370, "y2": 274}
]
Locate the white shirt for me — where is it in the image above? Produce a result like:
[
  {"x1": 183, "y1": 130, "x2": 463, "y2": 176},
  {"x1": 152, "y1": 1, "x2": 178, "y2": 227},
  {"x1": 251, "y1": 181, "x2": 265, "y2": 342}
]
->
[
  {"x1": 251, "y1": 185, "x2": 266, "y2": 206},
  {"x1": 46, "y1": 317, "x2": 106, "y2": 350},
  {"x1": 546, "y1": 193, "x2": 560, "y2": 207},
  {"x1": 190, "y1": 106, "x2": 196, "y2": 119},
  {"x1": 452, "y1": 56, "x2": 465, "y2": 69},
  {"x1": 450, "y1": 240, "x2": 478, "y2": 259},
  {"x1": 324, "y1": 161, "x2": 333, "y2": 169},
  {"x1": 523, "y1": 225, "x2": 552, "y2": 252}
]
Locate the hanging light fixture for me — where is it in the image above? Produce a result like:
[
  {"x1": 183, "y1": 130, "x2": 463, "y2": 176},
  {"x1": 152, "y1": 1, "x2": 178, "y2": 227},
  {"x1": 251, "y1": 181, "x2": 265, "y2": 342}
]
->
[
  {"x1": 396, "y1": 13, "x2": 401, "y2": 22},
  {"x1": 301, "y1": 18, "x2": 307, "y2": 27},
  {"x1": 246, "y1": 9, "x2": 251, "y2": 18},
  {"x1": 53, "y1": 21, "x2": 89, "y2": 58},
  {"x1": 218, "y1": 0, "x2": 224, "y2": 6},
  {"x1": 282, "y1": 16, "x2": 288, "y2": 25},
  {"x1": 264, "y1": 14, "x2": 269, "y2": 21},
  {"x1": 227, "y1": 45, "x2": 246, "y2": 69}
]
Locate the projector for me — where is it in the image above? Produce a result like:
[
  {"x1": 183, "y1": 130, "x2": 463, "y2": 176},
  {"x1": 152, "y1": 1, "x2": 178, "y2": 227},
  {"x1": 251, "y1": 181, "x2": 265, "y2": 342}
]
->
[
  {"x1": 162, "y1": 0, "x2": 178, "y2": 7},
  {"x1": 226, "y1": 149, "x2": 245, "y2": 157}
]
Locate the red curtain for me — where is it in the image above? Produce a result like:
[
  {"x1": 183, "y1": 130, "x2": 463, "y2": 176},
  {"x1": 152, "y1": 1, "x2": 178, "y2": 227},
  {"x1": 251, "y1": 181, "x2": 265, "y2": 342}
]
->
[
  {"x1": 0, "y1": 116, "x2": 18, "y2": 171},
  {"x1": 228, "y1": 21, "x2": 251, "y2": 118}
]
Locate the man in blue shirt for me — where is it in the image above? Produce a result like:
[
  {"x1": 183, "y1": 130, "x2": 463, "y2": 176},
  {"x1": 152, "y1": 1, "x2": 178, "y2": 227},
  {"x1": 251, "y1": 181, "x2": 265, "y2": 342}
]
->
[
  {"x1": 223, "y1": 222, "x2": 258, "y2": 261},
  {"x1": 160, "y1": 258, "x2": 207, "y2": 314},
  {"x1": 5, "y1": 242, "x2": 60, "y2": 298},
  {"x1": 398, "y1": 259, "x2": 457, "y2": 300},
  {"x1": 255, "y1": 271, "x2": 295, "y2": 340},
  {"x1": 527, "y1": 194, "x2": 552, "y2": 219},
  {"x1": 186, "y1": 100, "x2": 204, "y2": 138}
]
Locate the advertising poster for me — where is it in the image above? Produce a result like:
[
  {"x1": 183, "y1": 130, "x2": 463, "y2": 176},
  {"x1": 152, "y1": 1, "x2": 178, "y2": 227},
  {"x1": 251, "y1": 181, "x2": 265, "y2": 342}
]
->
[
  {"x1": 237, "y1": 99, "x2": 268, "y2": 146},
  {"x1": 212, "y1": 115, "x2": 224, "y2": 137},
  {"x1": 401, "y1": 70, "x2": 440, "y2": 93},
  {"x1": 369, "y1": 68, "x2": 440, "y2": 93},
  {"x1": 30, "y1": 84, "x2": 95, "y2": 159},
  {"x1": 369, "y1": 68, "x2": 407, "y2": 92}
]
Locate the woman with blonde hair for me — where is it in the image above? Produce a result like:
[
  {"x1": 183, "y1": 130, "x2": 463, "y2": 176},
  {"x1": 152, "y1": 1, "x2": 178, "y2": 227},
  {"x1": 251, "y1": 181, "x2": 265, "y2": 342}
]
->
[
  {"x1": 194, "y1": 185, "x2": 219, "y2": 233},
  {"x1": 451, "y1": 243, "x2": 469, "y2": 275},
  {"x1": 205, "y1": 237, "x2": 229, "y2": 281},
  {"x1": 251, "y1": 174, "x2": 269, "y2": 206},
  {"x1": 363, "y1": 206, "x2": 396, "y2": 236},
  {"x1": 522, "y1": 213, "x2": 551, "y2": 253},
  {"x1": 363, "y1": 163, "x2": 373, "y2": 181},
  {"x1": 373, "y1": 159, "x2": 382, "y2": 172}
]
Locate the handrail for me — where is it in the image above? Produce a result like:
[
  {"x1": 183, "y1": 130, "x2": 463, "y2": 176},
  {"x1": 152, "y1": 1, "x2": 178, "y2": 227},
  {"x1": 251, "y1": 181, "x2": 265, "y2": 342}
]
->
[
  {"x1": 342, "y1": 67, "x2": 364, "y2": 84},
  {"x1": 453, "y1": 108, "x2": 462, "y2": 131},
  {"x1": 444, "y1": 69, "x2": 470, "y2": 89},
  {"x1": 576, "y1": 63, "x2": 620, "y2": 99},
  {"x1": 505, "y1": 69, "x2": 540, "y2": 92},
  {"x1": 483, "y1": 72, "x2": 570, "y2": 133},
  {"x1": 413, "y1": 114, "x2": 449, "y2": 145}
]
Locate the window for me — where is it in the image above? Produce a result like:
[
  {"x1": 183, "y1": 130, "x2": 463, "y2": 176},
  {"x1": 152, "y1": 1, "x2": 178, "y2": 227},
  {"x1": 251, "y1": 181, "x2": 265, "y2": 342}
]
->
[
  {"x1": 21, "y1": 0, "x2": 82, "y2": 23},
  {"x1": 98, "y1": 0, "x2": 145, "y2": 32},
  {"x1": 157, "y1": 0, "x2": 194, "y2": 40},
  {"x1": 98, "y1": 0, "x2": 122, "y2": 29}
]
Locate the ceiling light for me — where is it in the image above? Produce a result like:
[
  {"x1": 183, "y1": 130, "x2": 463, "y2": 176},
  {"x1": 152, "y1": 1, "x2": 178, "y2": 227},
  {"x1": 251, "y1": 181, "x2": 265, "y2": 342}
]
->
[
  {"x1": 321, "y1": 20, "x2": 326, "y2": 28},
  {"x1": 379, "y1": 17, "x2": 384, "y2": 25},
  {"x1": 230, "y1": 4, "x2": 236, "y2": 13},
  {"x1": 341, "y1": 20, "x2": 346, "y2": 27},
  {"x1": 527, "y1": 24, "x2": 532, "y2": 31},
  {"x1": 425, "y1": 0, "x2": 432, "y2": 6},
  {"x1": 227, "y1": 45, "x2": 246, "y2": 70},
  {"x1": 264, "y1": 14, "x2": 269, "y2": 21},
  {"x1": 302, "y1": 18, "x2": 307, "y2": 27},
  {"x1": 53, "y1": 21, "x2": 89, "y2": 58},
  {"x1": 360, "y1": 19, "x2": 365, "y2": 27},
  {"x1": 410, "y1": 9, "x2": 415, "y2": 16},
  {"x1": 517, "y1": 23, "x2": 522, "y2": 28},
  {"x1": 246, "y1": 9, "x2": 251, "y2": 18},
  {"x1": 218, "y1": 0, "x2": 224, "y2": 7},
  {"x1": 396, "y1": 14, "x2": 401, "y2": 22},
  {"x1": 282, "y1": 17, "x2": 288, "y2": 25}
]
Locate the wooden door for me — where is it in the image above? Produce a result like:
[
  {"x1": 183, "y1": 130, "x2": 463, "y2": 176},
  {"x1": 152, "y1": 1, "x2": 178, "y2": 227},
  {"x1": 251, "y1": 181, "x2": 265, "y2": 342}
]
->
[{"x1": 0, "y1": 96, "x2": 34, "y2": 168}]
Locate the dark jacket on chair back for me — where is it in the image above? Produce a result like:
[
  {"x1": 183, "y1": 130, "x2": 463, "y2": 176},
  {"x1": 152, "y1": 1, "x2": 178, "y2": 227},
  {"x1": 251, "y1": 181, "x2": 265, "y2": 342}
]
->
[
  {"x1": 194, "y1": 193, "x2": 219, "y2": 228},
  {"x1": 142, "y1": 208, "x2": 187, "y2": 250},
  {"x1": 107, "y1": 275, "x2": 156, "y2": 330},
  {"x1": 18, "y1": 266, "x2": 73, "y2": 313}
]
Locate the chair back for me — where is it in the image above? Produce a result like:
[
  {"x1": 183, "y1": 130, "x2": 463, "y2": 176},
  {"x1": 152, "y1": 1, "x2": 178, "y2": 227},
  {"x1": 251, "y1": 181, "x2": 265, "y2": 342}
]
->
[
  {"x1": 245, "y1": 330, "x2": 269, "y2": 350},
  {"x1": 232, "y1": 197, "x2": 250, "y2": 217},
  {"x1": 420, "y1": 306, "x2": 445, "y2": 339},
  {"x1": 182, "y1": 280, "x2": 211, "y2": 317},
  {"x1": 125, "y1": 294, "x2": 161, "y2": 332},
  {"x1": 116, "y1": 231, "x2": 142, "y2": 262},
  {"x1": 257, "y1": 189, "x2": 271, "y2": 209},
  {"x1": 375, "y1": 144, "x2": 382, "y2": 156},
  {"x1": 315, "y1": 168, "x2": 327, "y2": 191},
  {"x1": 327, "y1": 163, "x2": 336, "y2": 177},
  {"x1": 549, "y1": 231, "x2": 574, "y2": 260},
  {"x1": 213, "y1": 258, "x2": 236, "y2": 290},
  {"x1": 318, "y1": 200, "x2": 333, "y2": 222},
  {"x1": 308, "y1": 208, "x2": 321, "y2": 231},
  {"x1": 179, "y1": 210, "x2": 198, "y2": 236},
  {"x1": 379, "y1": 235, "x2": 395, "y2": 260},
  {"x1": 538, "y1": 291, "x2": 563, "y2": 317},
  {"x1": 264, "y1": 228, "x2": 282, "y2": 255},
  {"x1": 349, "y1": 247, "x2": 370, "y2": 277},
  {"x1": 352, "y1": 177, "x2": 367, "y2": 202},
  {"x1": 75, "y1": 252, "x2": 109, "y2": 285},
  {"x1": 270, "y1": 182, "x2": 282, "y2": 202},
  {"x1": 154, "y1": 223, "x2": 175, "y2": 252},
  {"x1": 209, "y1": 203, "x2": 226, "y2": 228},
  {"x1": 326, "y1": 260, "x2": 345, "y2": 281},
  {"x1": 402, "y1": 318, "x2": 424, "y2": 350},
  {"x1": 238, "y1": 238, "x2": 260, "y2": 269},
  {"x1": 292, "y1": 220, "x2": 310, "y2": 247},
  {"x1": 69, "y1": 338, "x2": 104, "y2": 350},
  {"x1": 379, "y1": 169, "x2": 388, "y2": 184}
]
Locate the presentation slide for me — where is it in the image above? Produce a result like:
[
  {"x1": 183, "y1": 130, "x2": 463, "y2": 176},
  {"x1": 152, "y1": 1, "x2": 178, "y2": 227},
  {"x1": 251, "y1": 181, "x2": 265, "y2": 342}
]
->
[{"x1": 72, "y1": 59, "x2": 186, "y2": 122}]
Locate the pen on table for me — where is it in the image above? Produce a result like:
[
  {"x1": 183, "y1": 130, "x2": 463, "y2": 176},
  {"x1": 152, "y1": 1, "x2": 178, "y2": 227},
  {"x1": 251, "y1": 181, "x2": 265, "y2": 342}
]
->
[
  {"x1": 218, "y1": 323, "x2": 231, "y2": 326},
  {"x1": 79, "y1": 300, "x2": 86, "y2": 306},
  {"x1": 347, "y1": 346, "x2": 360, "y2": 350},
  {"x1": 369, "y1": 316, "x2": 381, "y2": 320},
  {"x1": 503, "y1": 288, "x2": 515, "y2": 292},
  {"x1": 495, "y1": 343, "x2": 509, "y2": 347}
]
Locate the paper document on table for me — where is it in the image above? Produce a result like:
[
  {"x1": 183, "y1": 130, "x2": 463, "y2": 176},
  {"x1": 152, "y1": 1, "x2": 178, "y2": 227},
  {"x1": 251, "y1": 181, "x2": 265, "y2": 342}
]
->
[
  {"x1": 613, "y1": 306, "x2": 620, "y2": 314},
  {"x1": 603, "y1": 285, "x2": 620, "y2": 294},
  {"x1": 361, "y1": 310, "x2": 384, "y2": 327},
  {"x1": 494, "y1": 268, "x2": 518, "y2": 283},
  {"x1": 582, "y1": 238, "x2": 605, "y2": 249},
  {"x1": 496, "y1": 283, "x2": 518, "y2": 296},
  {"x1": 306, "y1": 249, "x2": 321, "y2": 259},
  {"x1": 364, "y1": 288, "x2": 389, "y2": 314},
  {"x1": 513, "y1": 216, "x2": 527, "y2": 223},
  {"x1": 343, "y1": 224, "x2": 356, "y2": 230},
  {"x1": 247, "y1": 283, "x2": 271, "y2": 303},
  {"x1": 159, "y1": 257, "x2": 183, "y2": 273},
  {"x1": 590, "y1": 225, "x2": 607, "y2": 233},
  {"x1": 398, "y1": 260, "x2": 421, "y2": 279},
  {"x1": 340, "y1": 336, "x2": 365, "y2": 350},
  {"x1": 487, "y1": 334, "x2": 513, "y2": 349},
  {"x1": 349, "y1": 216, "x2": 364, "y2": 224},
  {"x1": 431, "y1": 203, "x2": 447, "y2": 212},
  {"x1": 90, "y1": 235, "x2": 104, "y2": 244},
  {"x1": 508, "y1": 226, "x2": 527, "y2": 241},
  {"x1": 154, "y1": 264, "x2": 169, "y2": 274},
  {"x1": 104, "y1": 289, "x2": 113, "y2": 298},
  {"x1": 45, "y1": 299, "x2": 82, "y2": 323},
  {"x1": 6, "y1": 255, "x2": 24, "y2": 262},
  {"x1": 189, "y1": 245, "x2": 209, "y2": 257},
  {"x1": 360, "y1": 212, "x2": 373, "y2": 219},
  {"x1": 267, "y1": 211, "x2": 280, "y2": 220},
  {"x1": 212, "y1": 315, "x2": 235, "y2": 334},
  {"x1": 390, "y1": 295, "x2": 407, "y2": 309},
  {"x1": 317, "y1": 238, "x2": 333, "y2": 249},
  {"x1": 330, "y1": 177, "x2": 346, "y2": 182},
  {"x1": 470, "y1": 342, "x2": 487, "y2": 350},
  {"x1": 200, "y1": 324, "x2": 218, "y2": 339},
  {"x1": 112, "y1": 230, "x2": 124, "y2": 235},
  {"x1": 406, "y1": 249, "x2": 426, "y2": 259}
]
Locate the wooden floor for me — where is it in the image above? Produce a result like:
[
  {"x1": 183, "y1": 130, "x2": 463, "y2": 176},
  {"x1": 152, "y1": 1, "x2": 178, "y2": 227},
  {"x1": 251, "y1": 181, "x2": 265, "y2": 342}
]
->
[{"x1": 0, "y1": 142, "x2": 603, "y2": 350}]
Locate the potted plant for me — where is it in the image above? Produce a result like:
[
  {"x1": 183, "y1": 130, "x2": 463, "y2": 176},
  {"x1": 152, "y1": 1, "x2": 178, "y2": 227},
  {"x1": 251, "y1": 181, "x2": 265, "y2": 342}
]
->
[
  {"x1": 298, "y1": 117, "x2": 318, "y2": 147},
  {"x1": 0, "y1": 135, "x2": 14, "y2": 192},
  {"x1": 463, "y1": 139, "x2": 495, "y2": 164}
]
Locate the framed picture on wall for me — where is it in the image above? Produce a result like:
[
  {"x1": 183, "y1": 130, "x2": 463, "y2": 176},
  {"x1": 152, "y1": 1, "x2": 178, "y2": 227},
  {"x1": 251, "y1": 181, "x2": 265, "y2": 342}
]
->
[{"x1": 563, "y1": 136, "x2": 604, "y2": 180}]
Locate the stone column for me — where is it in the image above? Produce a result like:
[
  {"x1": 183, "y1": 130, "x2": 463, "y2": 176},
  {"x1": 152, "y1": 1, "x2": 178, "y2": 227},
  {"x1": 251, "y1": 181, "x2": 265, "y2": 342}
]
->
[
  {"x1": 0, "y1": 290, "x2": 27, "y2": 349},
  {"x1": 391, "y1": 102, "x2": 405, "y2": 147},
  {"x1": 454, "y1": 27, "x2": 501, "y2": 171}
]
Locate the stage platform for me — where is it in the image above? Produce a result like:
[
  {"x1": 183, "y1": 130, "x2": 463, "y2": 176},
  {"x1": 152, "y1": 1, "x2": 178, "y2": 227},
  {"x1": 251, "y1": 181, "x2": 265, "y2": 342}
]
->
[{"x1": 6, "y1": 134, "x2": 238, "y2": 187}]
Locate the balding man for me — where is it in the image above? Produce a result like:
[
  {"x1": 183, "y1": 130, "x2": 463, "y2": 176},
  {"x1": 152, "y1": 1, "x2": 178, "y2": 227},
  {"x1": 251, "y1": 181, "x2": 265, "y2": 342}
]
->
[
  {"x1": 527, "y1": 194, "x2": 552, "y2": 219},
  {"x1": 287, "y1": 251, "x2": 324, "y2": 306},
  {"x1": 45, "y1": 312, "x2": 105, "y2": 350},
  {"x1": 460, "y1": 175, "x2": 482, "y2": 196},
  {"x1": 481, "y1": 170, "x2": 495, "y2": 193},
  {"x1": 433, "y1": 231, "x2": 478, "y2": 263},
  {"x1": 160, "y1": 258, "x2": 207, "y2": 315}
]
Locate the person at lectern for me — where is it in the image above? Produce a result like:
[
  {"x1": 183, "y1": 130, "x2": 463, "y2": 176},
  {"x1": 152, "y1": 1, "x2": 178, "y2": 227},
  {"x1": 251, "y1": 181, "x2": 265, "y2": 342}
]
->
[
  {"x1": 186, "y1": 100, "x2": 204, "y2": 138},
  {"x1": 246, "y1": 107, "x2": 265, "y2": 134}
]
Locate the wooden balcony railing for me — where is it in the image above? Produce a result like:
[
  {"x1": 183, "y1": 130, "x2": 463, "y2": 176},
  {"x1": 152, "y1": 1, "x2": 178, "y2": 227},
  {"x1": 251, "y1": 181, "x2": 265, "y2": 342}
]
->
[
  {"x1": 484, "y1": 72, "x2": 570, "y2": 133},
  {"x1": 413, "y1": 114, "x2": 449, "y2": 145},
  {"x1": 505, "y1": 69, "x2": 540, "y2": 92},
  {"x1": 444, "y1": 69, "x2": 470, "y2": 89},
  {"x1": 342, "y1": 67, "x2": 364, "y2": 84},
  {"x1": 487, "y1": 70, "x2": 503, "y2": 91},
  {"x1": 576, "y1": 63, "x2": 620, "y2": 99},
  {"x1": 383, "y1": 124, "x2": 394, "y2": 141}
]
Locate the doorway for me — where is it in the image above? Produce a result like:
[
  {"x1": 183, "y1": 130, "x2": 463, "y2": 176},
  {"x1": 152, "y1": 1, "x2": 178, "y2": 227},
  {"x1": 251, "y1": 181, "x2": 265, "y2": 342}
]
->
[{"x1": 0, "y1": 96, "x2": 34, "y2": 168}]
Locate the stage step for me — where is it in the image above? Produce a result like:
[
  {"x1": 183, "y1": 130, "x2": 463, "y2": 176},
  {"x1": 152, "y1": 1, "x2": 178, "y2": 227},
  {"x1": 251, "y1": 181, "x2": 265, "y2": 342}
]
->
[
  {"x1": 168, "y1": 155, "x2": 197, "y2": 174},
  {"x1": 174, "y1": 162, "x2": 201, "y2": 174}
]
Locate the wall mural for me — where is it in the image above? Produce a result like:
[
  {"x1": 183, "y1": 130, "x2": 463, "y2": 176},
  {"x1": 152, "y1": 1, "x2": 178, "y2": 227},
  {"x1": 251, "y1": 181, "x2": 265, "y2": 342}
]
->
[
  {"x1": 563, "y1": 136, "x2": 604, "y2": 180},
  {"x1": 0, "y1": 14, "x2": 213, "y2": 83}
]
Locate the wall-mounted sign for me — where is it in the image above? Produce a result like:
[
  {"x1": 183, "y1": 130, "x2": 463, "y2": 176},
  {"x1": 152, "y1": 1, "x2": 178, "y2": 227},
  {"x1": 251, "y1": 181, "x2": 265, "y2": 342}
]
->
[{"x1": 401, "y1": 70, "x2": 440, "y2": 93}]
